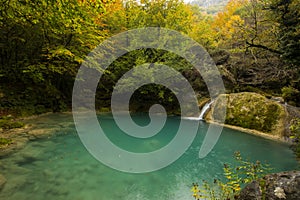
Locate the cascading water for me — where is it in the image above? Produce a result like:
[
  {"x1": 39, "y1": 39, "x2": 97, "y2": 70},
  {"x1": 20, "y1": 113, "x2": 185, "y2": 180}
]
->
[
  {"x1": 198, "y1": 101, "x2": 214, "y2": 120},
  {"x1": 182, "y1": 100, "x2": 214, "y2": 121}
]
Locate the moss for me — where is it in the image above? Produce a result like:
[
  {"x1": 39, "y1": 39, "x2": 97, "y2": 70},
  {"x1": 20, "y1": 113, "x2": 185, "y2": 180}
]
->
[
  {"x1": 212, "y1": 92, "x2": 285, "y2": 133},
  {"x1": 0, "y1": 138, "x2": 12, "y2": 147},
  {"x1": 0, "y1": 117, "x2": 24, "y2": 130},
  {"x1": 259, "y1": 179, "x2": 267, "y2": 200},
  {"x1": 289, "y1": 118, "x2": 300, "y2": 158},
  {"x1": 99, "y1": 107, "x2": 111, "y2": 113},
  {"x1": 281, "y1": 86, "x2": 300, "y2": 107}
]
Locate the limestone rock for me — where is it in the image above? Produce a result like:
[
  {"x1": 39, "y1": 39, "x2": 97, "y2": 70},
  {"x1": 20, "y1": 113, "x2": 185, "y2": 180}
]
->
[
  {"x1": 264, "y1": 171, "x2": 300, "y2": 200},
  {"x1": 238, "y1": 171, "x2": 300, "y2": 200},
  {"x1": 210, "y1": 92, "x2": 287, "y2": 136},
  {"x1": 238, "y1": 181, "x2": 262, "y2": 200},
  {"x1": 271, "y1": 96, "x2": 285, "y2": 104},
  {"x1": 27, "y1": 128, "x2": 56, "y2": 139}
]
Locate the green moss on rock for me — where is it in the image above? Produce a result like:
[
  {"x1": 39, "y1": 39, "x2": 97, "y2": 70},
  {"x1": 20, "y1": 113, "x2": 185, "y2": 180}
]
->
[
  {"x1": 0, "y1": 138, "x2": 12, "y2": 147},
  {"x1": 0, "y1": 117, "x2": 24, "y2": 130},
  {"x1": 212, "y1": 92, "x2": 286, "y2": 134}
]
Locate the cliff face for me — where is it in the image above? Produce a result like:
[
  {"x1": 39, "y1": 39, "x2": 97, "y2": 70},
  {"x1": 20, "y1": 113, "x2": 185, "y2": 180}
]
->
[{"x1": 209, "y1": 92, "x2": 287, "y2": 137}]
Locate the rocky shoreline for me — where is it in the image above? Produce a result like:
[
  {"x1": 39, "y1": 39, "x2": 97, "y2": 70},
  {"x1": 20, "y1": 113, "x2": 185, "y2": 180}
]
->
[
  {"x1": 0, "y1": 112, "x2": 74, "y2": 158},
  {"x1": 238, "y1": 171, "x2": 300, "y2": 200},
  {"x1": 0, "y1": 113, "x2": 76, "y2": 191},
  {"x1": 207, "y1": 120, "x2": 287, "y2": 143}
]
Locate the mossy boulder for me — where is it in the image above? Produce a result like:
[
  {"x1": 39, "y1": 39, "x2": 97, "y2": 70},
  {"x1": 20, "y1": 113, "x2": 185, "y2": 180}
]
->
[{"x1": 211, "y1": 92, "x2": 286, "y2": 135}]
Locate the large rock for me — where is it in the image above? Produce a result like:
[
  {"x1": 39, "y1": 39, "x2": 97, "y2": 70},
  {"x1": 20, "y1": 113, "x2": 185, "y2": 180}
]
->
[
  {"x1": 238, "y1": 181, "x2": 262, "y2": 200},
  {"x1": 239, "y1": 171, "x2": 300, "y2": 200},
  {"x1": 209, "y1": 92, "x2": 287, "y2": 136}
]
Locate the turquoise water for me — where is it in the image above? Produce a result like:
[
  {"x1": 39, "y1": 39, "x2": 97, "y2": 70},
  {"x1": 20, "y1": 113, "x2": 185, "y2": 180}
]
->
[{"x1": 0, "y1": 114, "x2": 299, "y2": 200}]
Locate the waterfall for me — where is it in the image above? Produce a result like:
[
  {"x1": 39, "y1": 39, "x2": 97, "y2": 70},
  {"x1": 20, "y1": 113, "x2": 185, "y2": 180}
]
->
[
  {"x1": 182, "y1": 100, "x2": 214, "y2": 121},
  {"x1": 198, "y1": 101, "x2": 214, "y2": 120}
]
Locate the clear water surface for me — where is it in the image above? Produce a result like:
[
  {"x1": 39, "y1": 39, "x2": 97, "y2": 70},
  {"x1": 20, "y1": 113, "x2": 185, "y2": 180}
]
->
[{"x1": 0, "y1": 113, "x2": 298, "y2": 200}]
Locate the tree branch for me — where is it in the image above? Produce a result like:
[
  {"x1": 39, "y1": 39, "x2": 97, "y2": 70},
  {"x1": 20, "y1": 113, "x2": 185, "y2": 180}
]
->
[{"x1": 245, "y1": 40, "x2": 283, "y2": 54}]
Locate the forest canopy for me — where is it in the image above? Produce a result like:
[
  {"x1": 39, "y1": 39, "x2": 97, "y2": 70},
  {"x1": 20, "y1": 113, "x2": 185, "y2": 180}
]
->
[{"x1": 0, "y1": 0, "x2": 299, "y2": 115}]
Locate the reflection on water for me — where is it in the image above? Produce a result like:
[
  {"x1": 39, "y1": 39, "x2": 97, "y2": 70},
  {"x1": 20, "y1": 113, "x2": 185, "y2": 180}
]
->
[{"x1": 0, "y1": 113, "x2": 298, "y2": 200}]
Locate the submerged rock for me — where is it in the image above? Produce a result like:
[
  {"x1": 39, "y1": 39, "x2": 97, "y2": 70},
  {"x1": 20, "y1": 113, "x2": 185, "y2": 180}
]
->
[
  {"x1": 0, "y1": 136, "x2": 29, "y2": 157},
  {"x1": 0, "y1": 174, "x2": 7, "y2": 190},
  {"x1": 27, "y1": 128, "x2": 57, "y2": 139},
  {"x1": 238, "y1": 171, "x2": 300, "y2": 200}
]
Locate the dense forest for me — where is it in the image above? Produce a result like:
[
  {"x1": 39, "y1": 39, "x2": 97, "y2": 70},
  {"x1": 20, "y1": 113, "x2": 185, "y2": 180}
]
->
[{"x1": 0, "y1": 0, "x2": 299, "y2": 116}]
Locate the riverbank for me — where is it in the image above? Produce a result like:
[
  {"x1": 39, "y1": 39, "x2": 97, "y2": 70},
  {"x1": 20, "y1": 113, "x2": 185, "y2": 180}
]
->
[
  {"x1": 0, "y1": 112, "x2": 74, "y2": 157},
  {"x1": 207, "y1": 119, "x2": 288, "y2": 143},
  {"x1": 0, "y1": 108, "x2": 296, "y2": 154},
  {"x1": 1, "y1": 95, "x2": 299, "y2": 157}
]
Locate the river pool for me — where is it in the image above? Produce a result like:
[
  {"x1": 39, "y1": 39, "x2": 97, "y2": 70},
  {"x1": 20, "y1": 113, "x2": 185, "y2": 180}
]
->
[{"x1": 0, "y1": 113, "x2": 298, "y2": 200}]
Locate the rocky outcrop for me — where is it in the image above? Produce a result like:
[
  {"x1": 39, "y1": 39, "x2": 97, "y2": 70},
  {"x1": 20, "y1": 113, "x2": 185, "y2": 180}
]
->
[
  {"x1": 238, "y1": 181, "x2": 262, "y2": 200},
  {"x1": 208, "y1": 92, "x2": 287, "y2": 138},
  {"x1": 239, "y1": 171, "x2": 300, "y2": 200}
]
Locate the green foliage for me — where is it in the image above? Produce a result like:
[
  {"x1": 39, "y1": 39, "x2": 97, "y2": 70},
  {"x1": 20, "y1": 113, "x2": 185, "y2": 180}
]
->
[
  {"x1": 0, "y1": 138, "x2": 12, "y2": 147},
  {"x1": 289, "y1": 118, "x2": 300, "y2": 157},
  {"x1": 281, "y1": 86, "x2": 300, "y2": 106},
  {"x1": 103, "y1": 0, "x2": 195, "y2": 33},
  {"x1": 267, "y1": 0, "x2": 300, "y2": 66},
  {"x1": 0, "y1": 0, "x2": 213, "y2": 115},
  {"x1": 0, "y1": 0, "x2": 109, "y2": 113},
  {"x1": 97, "y1": 48, "x2": 205, "y2": 114},
  {"x1": 192, "y1": 152, "x2": 271, "y2": 200},
  {"x1": 290, "y1": 119, "x2": 300, "y2": 136},
  {"x1": 0, "y1": 116, "x2": 24, "y2": 130},
  {"x1": 213, "y1": 0, "x2": 299, "y2": 77},
  {"x1": 0, "y1": 0, "x2": 299, "y2": 116}
]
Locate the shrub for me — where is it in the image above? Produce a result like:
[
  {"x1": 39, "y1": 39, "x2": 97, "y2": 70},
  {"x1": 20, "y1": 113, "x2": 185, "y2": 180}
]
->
[
  {"x1": 289, "y1": 118, "x2": 300, "y2": 157},
  {"x1": 192, "y1": 152, "x2": 271, "y2": 200},
  {"x1": 281, "y1": 86, "x2": 300, "y2": 106}
]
